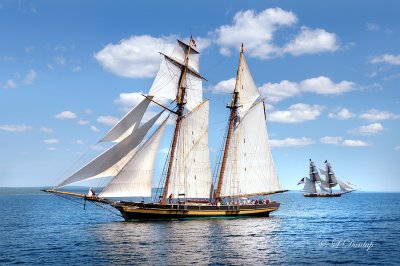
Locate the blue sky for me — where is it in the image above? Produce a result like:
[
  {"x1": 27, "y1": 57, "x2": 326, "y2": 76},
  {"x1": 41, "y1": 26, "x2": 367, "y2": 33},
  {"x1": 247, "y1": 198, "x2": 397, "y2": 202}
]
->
[{"x1": 1, "y1": 1, "x2": 399, "y2": 191}]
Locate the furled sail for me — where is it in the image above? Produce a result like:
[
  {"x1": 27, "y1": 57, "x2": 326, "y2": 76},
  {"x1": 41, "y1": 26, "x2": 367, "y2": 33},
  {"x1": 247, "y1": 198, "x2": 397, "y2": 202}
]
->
[
  {"x1": 309, "y1": 161, "x2": 322, "y2": 182},
  {"x1": 236, "y1": 55, "x2": 260, "y2": 118},
  {"x1": 303, "y1": 177, "x2": 317, "y2": 194},
  {"x1": 219, "y1": 101, "x2": 281, "y2": 197},
  {"x1": 55, "y1": 111, "x2": 164, "y2": 188},
  {"x1": 100, "y1": 96, "x2": 152, "y2": 142},
  {"x1": 148, "y1": 40, "x2": 202, "y2": 111},
  {"x1": 166, "y1": 100, "x2": 212, "y2": 198},
  {"x1": 99, "y1": 116, "x2": 169, "y2": 197}
]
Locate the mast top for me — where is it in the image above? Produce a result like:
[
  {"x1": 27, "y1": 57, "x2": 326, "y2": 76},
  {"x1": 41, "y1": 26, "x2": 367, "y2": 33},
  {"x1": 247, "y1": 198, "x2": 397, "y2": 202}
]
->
[{"x1": 241, "y1": 43, "x2": 244, "y2": 53}]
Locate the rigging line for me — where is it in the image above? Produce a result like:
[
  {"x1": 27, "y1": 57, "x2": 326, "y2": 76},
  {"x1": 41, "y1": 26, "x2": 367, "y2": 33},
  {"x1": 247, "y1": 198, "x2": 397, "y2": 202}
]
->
[
  {"x1": 52, "y1": 193, "x2": 85, "y2": 208},
  {"x1": 87, "y1": 200, "x2": 124, "y2": 218}
]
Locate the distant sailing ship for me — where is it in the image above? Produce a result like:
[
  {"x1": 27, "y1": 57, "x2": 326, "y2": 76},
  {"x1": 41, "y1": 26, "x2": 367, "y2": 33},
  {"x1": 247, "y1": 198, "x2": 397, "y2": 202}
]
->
[
  {"x1": 298, "y1": 159, "x2": 357, "y2": 197},
  {"x1": 43, "y1": 38, "x2": 287, "y2": 220}
]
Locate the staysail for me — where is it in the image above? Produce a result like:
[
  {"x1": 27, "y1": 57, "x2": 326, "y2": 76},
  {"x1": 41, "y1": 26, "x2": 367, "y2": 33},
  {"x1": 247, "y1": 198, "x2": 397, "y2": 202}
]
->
[
  {"x1": 99, "y1": 116, "x2": 169, "y2": 197},
  {"x1": 55, "y1": 111, "x2": 163, "y2": 188},
  {"x1": 166, "y1": 100, "x2": 212, "y2": 198}
]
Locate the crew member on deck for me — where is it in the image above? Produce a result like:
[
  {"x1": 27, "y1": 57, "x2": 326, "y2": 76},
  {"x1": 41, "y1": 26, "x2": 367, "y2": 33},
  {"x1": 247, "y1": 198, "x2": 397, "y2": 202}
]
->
[
  {"x1": 168, "y1": 193, "x2": 174, "y2": 204},
  {"x1": 88, "y1": 187, "x2": 96, "y2": 197}
]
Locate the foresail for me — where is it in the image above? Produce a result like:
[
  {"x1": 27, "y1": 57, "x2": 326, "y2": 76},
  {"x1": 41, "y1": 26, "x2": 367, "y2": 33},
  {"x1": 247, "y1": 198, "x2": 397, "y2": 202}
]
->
[
  {"x1": 100, "y1": 96, "x2": 152, "y2": 142},
  {"x1": 219, "y1": 101, "x2": 281, "y2": 197},
  {"x1": 166, "y1": 100, "x2": 212, "y2": 198},
  {"x1": 309, "y1": 161, "x2": 322, "y2": 182},
  {"x1": 237, "y1": 55, "x2": 260, "y2": 118},
  {"x1": 55, "y1": 111, "x2": 164, "y2": 188},
  {"x1": 99, "y1": 116, "x2": 169, "y2": 197}
]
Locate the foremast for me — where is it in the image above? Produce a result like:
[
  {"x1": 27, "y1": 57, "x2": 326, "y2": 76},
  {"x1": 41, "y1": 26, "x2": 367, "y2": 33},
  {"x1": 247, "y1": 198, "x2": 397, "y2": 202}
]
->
[
  {"x1": 214, "y1": 45, "x2": 244, "y2": 204},
  {"x1": 161, "y1": 38, "x2": 194, "y2": 204}
]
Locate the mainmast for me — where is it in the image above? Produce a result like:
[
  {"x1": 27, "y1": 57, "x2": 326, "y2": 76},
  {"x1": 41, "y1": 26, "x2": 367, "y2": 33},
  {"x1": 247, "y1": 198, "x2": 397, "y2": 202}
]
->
[
  {"x1": 214, "y1": 44, "x2": 244, "y2": 204},
  {"x1": 161, "y1": 38, "x2": 193, "y2": 204}
]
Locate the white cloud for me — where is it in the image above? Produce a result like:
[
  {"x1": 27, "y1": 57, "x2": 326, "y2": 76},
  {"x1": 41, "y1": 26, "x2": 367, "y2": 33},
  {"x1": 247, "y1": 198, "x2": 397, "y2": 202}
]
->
[
  {"x1": 47, "y1": 147, "x2": 57, "y2": 151},
  {"x1": 3, "y1": 79, "x2": 16, "y2": 89},
  {"x1": 209, "y1": 78, "x2": 236, "y2": 94},
  {"x1": 268, "y1": 103, "x2": 323, "y2": 123},
  {"x1": 259, "y1": 76, "x2": 355, "y2": 103},
  {"x1": 283, "y1": 27, "x2": 339, "y2": 56},
  {"x1": 350, "y1": 123, "x2": 384, "y2": 135},
  {"x1": 77, "y1": 119, "x2": 89, "y2": 125},
  {"x1": 97, "y1": 115, "x2": 118, "y2": 126},
  {"x1": 215, "y1": 8, "x2": 297, "y2": 59},
  {"x1": 395, "y1": 145, "x2": 400, "y2": 151},
  {"x1": 0, "y1": 124, "x2": 32, "y2": 132},
  {"x1": 328, "y1": 108, "x2": 355, "y2": 120},
  {"x1": 114, "y1": 92, "x2": 145, "y2": 112},
  {"x1": 359, "y1": 109, "x2": 400, "y2": 121},
  {"x1": 320, "y1": 136, "x2": 343, "y2": 145},
  {"x1": 72, "y1": 66, "x2": 81, "y2": 72},
  {"x1": 40, "y1": 127, "x2": 54, "y2": 133},
  {"x1": 43, "y1": 138, "x2": 59, "y2": 145},
  {"x1": 95, "y1": 35, "x2": 177, "y2": 78},
  {"x1": 90, "y1": 125, "x2": 100, "y2": 132},
  {"x1": 54, "y1": 111, "x2": 77, "y2": 120},
  {"x1": 54, "y1": 56, "x2": 66, "y2": 65},
  {"x1": 84, "y1": 109, "x2": 93, "y2": 114},
  {"x1": 370, "y1": 54, "x2": 400, "y2": 65},
  {"x1": 366, "y1": 22, "x2": 379, "y2": 31},
  {"x1": 320, "y1": 136, "x2": 369, "y2": 147},
  {"x1": 342, "y1": 139, "x2": 369, "y2": 147},
  {"x1": 269, "y1": 137, "x2": 314, "y2": 147},
  {"x1": 24, "y1": 69, "x2": 37, "y2": 85},
  {"x1": 75, "y1": 139, "x2": 84, "y2": 145},
  {"x1": 91, "y1": 145, "x2": 106, "y2": 151}
]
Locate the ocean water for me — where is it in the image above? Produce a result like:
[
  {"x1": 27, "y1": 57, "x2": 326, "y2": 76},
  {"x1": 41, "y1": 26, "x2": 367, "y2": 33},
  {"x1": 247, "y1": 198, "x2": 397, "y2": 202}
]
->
[{"x1": 0, "y1": 189, "x2": 399, "y2": 265}]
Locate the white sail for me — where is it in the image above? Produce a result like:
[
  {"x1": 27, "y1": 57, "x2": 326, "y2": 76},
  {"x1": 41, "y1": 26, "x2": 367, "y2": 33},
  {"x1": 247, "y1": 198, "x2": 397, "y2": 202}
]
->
[
  {"x1": 55, "y1": 111, "x2": 164, "y2": 188},
  {"x1": 148, "y1": 40, "x2": 202, "y2": 111},
  {"x1": 337, "y1": 178, "x2": 354, "y2": 192},
  {"x1": 99, "y1": 116, "x2": 168, "y2": 197},
  {"x1": 219, "y1": 101, "x2": 281, "y2": 197},
  {"x1": 237, "y1": 55, "x2": 260, "y2": 117},
  {"x1": 100, "y1": 96, "x2": 152, "y2": 142},
  {"x1": 319, "y1": 168, "x2": 327, "y2": 176},
  {"x1": 303, "y1": 177, "x2": 317, "y2": 194},
  {"x1": 167, "y1": 100, "x2": 212, "y2": 198},
  {"x1": 318, "y1": 184, "x2": 329, "y2": 193}
]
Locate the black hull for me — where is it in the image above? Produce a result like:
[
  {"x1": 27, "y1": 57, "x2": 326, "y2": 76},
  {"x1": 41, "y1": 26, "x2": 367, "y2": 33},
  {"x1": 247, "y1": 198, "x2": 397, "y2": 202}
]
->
[
  {"x1": 112, "y1": 202, "x2": 280, "y2": 220},
  {"x1": 304, "y1": 193, "x2": 342, "y2": 197}
]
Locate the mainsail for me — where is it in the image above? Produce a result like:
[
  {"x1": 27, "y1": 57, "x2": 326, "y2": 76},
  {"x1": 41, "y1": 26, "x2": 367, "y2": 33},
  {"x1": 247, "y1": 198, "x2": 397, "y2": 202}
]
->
[
  {"x1": 216, "y1": 46, "x2": 281, "y2": 200},
  {"x1": 166, "y1": 100, "x2": 212, "y2": 198}
]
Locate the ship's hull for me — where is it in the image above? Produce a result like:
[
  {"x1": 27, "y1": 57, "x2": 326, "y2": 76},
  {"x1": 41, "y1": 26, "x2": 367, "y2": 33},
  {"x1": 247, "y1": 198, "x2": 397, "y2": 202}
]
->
[
  {"x1": 112, "y1": 202, "x2": 280, "y2": 220},
  {"x1": 304, "y1": 193, "x2": 341, "y2": 197}
]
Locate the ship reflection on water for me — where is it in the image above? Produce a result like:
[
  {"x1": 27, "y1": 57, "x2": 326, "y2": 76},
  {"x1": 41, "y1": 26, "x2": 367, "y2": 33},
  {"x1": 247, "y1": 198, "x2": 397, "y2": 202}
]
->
[{"x1": 94, "y1": 217, "x2": 283, "y2": 265}]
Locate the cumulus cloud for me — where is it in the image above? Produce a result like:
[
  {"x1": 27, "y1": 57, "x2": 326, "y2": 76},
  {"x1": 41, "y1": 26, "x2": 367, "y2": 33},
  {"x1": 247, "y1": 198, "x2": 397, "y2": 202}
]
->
[
  {"x1": 43, "y1": 138, "x2": 59, "y2": 145},
  {"x1": 24, "y1": 69, "x2": 37, "y2": 85},
  {"x1": 259, "y1": 76, "x2": 354, "y2": 103},
  {"x1": 94, "y1": 35, "x2": 177, "y2": 78},
  {"x1": 366, "y1": 22, "x2": 379, "y2": 31},
  {"x1": 54, "y1": 56, "x2": 66, "y2": 66},
  {"x1": 54, "y1": 111, "x2": 77, "y2": 120},
  {"x1": 214, "y1": 8, "x2": 339, "y2": 59},
  {"x1": 215, "y1": 8, "x2": 297, "y2": 59},
  {"x1": 97, "y1": 115, "x2": 119, "y2": 126},
  {"x1": 267, "y1": 103, "x2": 323, "y2": 123},
  {"x1": 328, "y1": 108, "x2": 355, "y2": 120},
  {"x1": 3, "y1": 79, "x2": 16, "y2": 89},
  {"x1": 40, "y1": 127, "x2": 54, "y2": 133},
  {"x1": 359, "y1": 109, "x2": 400, "y2": 121},
  {"x1": 283, "y1": 27, "x2": 339, "y2": 56},
  {"x1": 90, "y1": 125, "x2": 101, "y2": 132},
  {"x1": 320, "y1": 136, "x2": 369, "y2": 147},
  {"x1": 269, "y1": 137, "x2": 315, "y2": 147},
  {"x1": 350, "y1": 123, "x2": 384, "y2": 135},
  {"x1": 0, "y1": 124, "x2": 32, "y2": 132},
  {"x1": 209, "y1": 78, "x2": 236, "y2": 94},
  {"x1": 370, "y1": 54, "x2": 400, "y2": 65},
  {"x1": 77, "y1": 119, "x2": 89, "y2": 125},
  {"x1": 75, "y1": 139, "x2": 84, "y2": 145}
]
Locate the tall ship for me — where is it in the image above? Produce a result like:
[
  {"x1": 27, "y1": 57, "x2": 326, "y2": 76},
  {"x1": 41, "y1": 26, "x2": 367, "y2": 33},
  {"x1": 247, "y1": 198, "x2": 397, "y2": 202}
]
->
[
  {"x1": 43, "y1": 38, "x2": 287, "y2": 220},
  {"x1": 298, "y1": 159, "x2": 357, "y2": 197}
]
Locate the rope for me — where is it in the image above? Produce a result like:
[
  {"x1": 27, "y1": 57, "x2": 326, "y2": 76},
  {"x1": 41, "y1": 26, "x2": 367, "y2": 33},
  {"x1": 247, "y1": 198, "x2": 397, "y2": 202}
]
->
[{"x1": 87, "y1": 200, "x2": 124, "y2": 218}]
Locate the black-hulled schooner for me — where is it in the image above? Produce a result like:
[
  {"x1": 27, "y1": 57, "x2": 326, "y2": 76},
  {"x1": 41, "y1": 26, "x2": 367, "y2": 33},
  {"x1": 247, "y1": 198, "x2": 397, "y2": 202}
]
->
[
  {"x1": 44, "y1": 38, "x2": 287, "y2": 219},
  {"x1": 298, "y1": 159, "x2": 357, "y2": 197}
]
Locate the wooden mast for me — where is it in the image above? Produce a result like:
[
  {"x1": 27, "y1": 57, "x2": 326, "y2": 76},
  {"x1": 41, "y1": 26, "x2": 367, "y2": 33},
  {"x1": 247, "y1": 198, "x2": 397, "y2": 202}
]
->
[
  {"x1": 161, "y1": 38, "x2": 193, "y2": 205},
  {"x1": 214, "y1": 44, "x2": 244, "y2": 204}
]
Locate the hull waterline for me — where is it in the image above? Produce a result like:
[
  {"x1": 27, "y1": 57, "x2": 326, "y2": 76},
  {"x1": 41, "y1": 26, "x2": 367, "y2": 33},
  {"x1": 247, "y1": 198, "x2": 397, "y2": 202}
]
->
[{"x1": 304, "y1": 193, "x2": 341, "y2": 197}]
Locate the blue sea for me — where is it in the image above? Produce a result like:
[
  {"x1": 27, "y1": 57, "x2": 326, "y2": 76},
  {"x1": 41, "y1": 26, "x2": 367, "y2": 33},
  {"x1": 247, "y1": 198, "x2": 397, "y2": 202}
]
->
[{"x1": 0, "y1": 188, "x2": 399, "y2": 265}]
